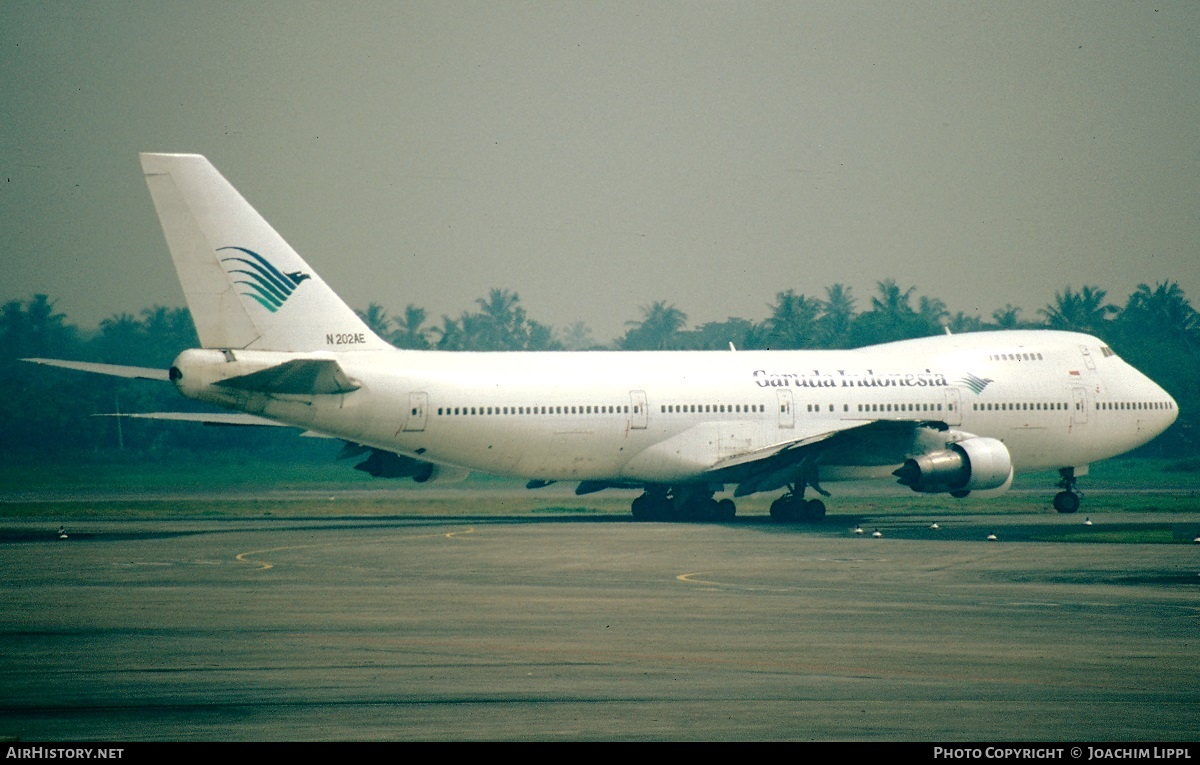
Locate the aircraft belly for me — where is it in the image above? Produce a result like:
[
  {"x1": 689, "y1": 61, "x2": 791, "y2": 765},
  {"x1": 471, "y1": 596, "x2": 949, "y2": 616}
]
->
[
  {"x1": 391, "y1": 420, "x2": 634, "y2": 481},
  {"x1": 512, "y1": 431, "x2": 620, "y2": 479},
  {"x1": 1000, "y1": 426, "x2": 1053, "y2": 470}
]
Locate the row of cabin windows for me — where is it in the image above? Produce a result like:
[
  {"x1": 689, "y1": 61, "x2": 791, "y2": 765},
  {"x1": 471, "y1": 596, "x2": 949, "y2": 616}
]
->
[
  {"x1": 665, "y1": 402, "x2": 951, "y2": 415},
  {"x1": 796, "y1": 403, "x2": 951, "y2": 414},
  {"x1": 857, "y1": 402, "x2": 946, "y2": 413},
  {"x1": 793, "y1": 403, "x2": 950, "y2": 414},
  {"x1": 989, "y1": 352, "x2": 1045, "y2": 361},
  {"x1": 973, "y1": 402, "x2": 1069, "y2": 411},
  {"x1": 437, "y1": 404, "x2": 632, "y2": 416},
  {"x1": 1097, "y1": 400, "x2": 1174, "y2": 411},
  {"x1": 661, "y1": 404, "x2": 766, "y2": 414},
  {"x1": 430, "y1": 397, "x2": 1172, "y2": 419}
]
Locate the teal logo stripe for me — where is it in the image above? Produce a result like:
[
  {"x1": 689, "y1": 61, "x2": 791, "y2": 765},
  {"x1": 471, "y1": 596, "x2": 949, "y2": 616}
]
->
[
  {"x1": 217, "y1": 247, "x2": 310, "y2": 313},
  {"x1": 958, "y1": 373, "x2": 994, "y2": 395}
]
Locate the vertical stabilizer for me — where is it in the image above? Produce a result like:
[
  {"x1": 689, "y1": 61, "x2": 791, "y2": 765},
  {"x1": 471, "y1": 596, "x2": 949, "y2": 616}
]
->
[{"x1": 139, "y1": 153, "x2": 391, "y2": 352}]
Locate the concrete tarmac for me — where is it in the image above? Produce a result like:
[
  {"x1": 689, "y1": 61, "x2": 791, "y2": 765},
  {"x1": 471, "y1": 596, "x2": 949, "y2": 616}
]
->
[{"x1": 1, "y1": 507, "x2": 1198, "y2": 742}]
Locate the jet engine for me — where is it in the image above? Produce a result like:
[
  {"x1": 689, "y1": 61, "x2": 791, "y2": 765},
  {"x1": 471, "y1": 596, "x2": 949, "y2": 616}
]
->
[
  {"x1": 354, "y1": 449, "x2": 437, "y2": 482},
  {"x1": 892, "y1": 437, "x2": 1012, "y2": 495}
]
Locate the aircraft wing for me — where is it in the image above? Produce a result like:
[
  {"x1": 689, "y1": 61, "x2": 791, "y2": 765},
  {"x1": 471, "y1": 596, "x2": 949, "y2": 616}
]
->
[
  {"x1": 706, "y1": 429, "x2": 852, "y2": 472},
  {"x1": 22, "y1": 358, "x2": 170, "y2": 381},
  {"x1": 712, "y1": 419, "x2": 938, "y2": 498}
]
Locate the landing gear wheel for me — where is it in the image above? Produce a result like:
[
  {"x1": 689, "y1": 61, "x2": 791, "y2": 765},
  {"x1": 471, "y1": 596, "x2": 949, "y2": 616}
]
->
[
  {"x1": 770, "y1": 496, "x2": 796, "y2": 523},
  {"x1": 632, "y1": 493, "x2": 672, "y2": 521},
  {"x1": 770, "y1": 495, "x2": 825, "y2": 523},
  {"x1": 1053, "y1": 490, "x2": 1080, "y2": 514},
  {"x1": 802, "y1": 499, "x2": 826, "y2": 523},
  {"x1": 631, "y1": 494, "x2": 654, "y2": 521},
  {"x1": 715, "y1": 498, "x2": 736, "y2": 522},
  {"x1": 683, "y1": 497, "x2": 718, "y2": 522}
]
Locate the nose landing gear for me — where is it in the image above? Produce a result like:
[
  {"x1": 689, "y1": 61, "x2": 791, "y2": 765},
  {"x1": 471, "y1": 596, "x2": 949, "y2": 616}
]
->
[{"x1": 1053, "y1": 467, "x2": 1082, "y2": 514}]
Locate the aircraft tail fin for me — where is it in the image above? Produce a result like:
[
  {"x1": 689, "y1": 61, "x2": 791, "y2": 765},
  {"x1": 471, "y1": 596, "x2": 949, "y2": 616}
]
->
[{"x1": 139, "y1": 153, "x2": 391, "y2": 353}]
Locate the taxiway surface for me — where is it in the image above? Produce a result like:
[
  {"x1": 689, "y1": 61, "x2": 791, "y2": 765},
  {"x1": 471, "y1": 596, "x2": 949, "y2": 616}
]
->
[{"x1": 2, "y1": 507, "x2": 1198, "y2": 741}]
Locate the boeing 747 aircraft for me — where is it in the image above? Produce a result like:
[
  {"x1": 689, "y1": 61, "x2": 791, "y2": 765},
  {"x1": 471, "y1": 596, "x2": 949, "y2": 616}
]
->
[{"x1": 25, "y1": 154, "x2": 1179, "y2": 522}]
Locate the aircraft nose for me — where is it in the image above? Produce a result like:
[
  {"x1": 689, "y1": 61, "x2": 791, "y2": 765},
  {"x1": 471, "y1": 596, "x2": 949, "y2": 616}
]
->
[
  {"x1": 1166, "y1": 389, "x2": 1180, "y2": 427},
  {"x1": 1148, "y1": 377, "x2": 1179, "y2": 432}
]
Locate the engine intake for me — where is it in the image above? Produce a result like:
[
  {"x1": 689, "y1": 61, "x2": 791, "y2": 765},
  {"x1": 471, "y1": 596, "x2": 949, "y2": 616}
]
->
[{"x1": 893, "y1": 437, "x2": 1012, "y2": 494}]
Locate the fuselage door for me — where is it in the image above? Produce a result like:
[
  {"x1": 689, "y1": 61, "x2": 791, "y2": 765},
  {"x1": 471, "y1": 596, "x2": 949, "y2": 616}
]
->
[
  {"x1": 629, "y1": 390, "x2": 648, "y2": 430},
  {"x1": 944, "y1": 388, "x2": 963, "y2": 426},
  {"x1": 1071, "y1": 387, "x2": 1089, "y2": 426},
  {"x1": 1079, "y1": 345, "x2": 1096, "y2": 371},
  {"x1": 402, "y1": 391, "x2": 429, "y2": 432},
  {"x1": 776, "y1": 388, "x2": 794, "y2": 429}
]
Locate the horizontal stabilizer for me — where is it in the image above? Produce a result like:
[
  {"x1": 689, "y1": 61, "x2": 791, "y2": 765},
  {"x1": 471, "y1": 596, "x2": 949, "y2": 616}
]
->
[
  {"x1": 94, "y1": 411, "x2": 335, "y2": 438},
  {"x1": 22, "y1": 358, "x2": 169, "y2": 381},
  {"x1": 95, "y1": 411, "x2": 287, "y2": 426},
  {"x1": 215, "y1": 358, "x2": 360, "y2": 395}
]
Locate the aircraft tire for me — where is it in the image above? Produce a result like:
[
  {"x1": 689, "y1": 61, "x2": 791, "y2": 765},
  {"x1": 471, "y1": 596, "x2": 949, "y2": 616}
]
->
[
  {"x1": 1053, "y1": 490, "x2": 1080, "y2": 514},
  {"x1": 769, "y1": 497, "x2": 792, "y2": 523},
  {"x1": 802, "y1": 499, "x2": 826, "y2": 523},
  {"x1": 631, "y1": 494, "x2": 655, "y2": 521},
  {"x1": 715, "y1": 498, "x2": 736, "y2": 522}
]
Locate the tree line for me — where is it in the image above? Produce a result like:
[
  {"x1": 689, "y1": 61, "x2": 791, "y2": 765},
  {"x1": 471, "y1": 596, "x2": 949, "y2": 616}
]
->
[{"x1": 2, "y1": 279, "x2": 1197, "y2": 459}]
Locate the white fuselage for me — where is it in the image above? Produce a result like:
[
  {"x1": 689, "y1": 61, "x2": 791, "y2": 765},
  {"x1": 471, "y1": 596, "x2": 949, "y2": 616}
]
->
[{"x1": 171, "y1": 329, "x2": 1177, "y2": 488}]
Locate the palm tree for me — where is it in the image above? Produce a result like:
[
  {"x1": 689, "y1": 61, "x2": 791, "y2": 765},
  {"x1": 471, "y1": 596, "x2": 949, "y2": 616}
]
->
[
  {"x1": 764, "y1": 289, "x2": 821, "y2": 349},
  {"x1": 97, "y1": 312, "x2": 143, "y2": 356},
  {"x1": 356, "y1": 303, "x2": 392, "y2": 339},
  {"x1": 947, "y1": 311, "x2": 985, "y2": 333},
  {"x1": 620, "y1": 301, "x2": 687, "y2": 350},
  {"x1": 871, "y1": 278, "x2": 917, "y2": 316},
  {"x1": 682, "y1": 317, "x2": 757, "y2": 350},
  {"x1": 525, "y1": 320, "x2": 562, "y2": 351},
  {"x1": 433, "y1": 314, "x2": 466, "y2": 351},
  {"x1": 391, "y1": 304, "x2": 431, "y2": 350},
  {"x1": 817, "y1": 283, "x2": 856, "y2": 347},
  {"x1": 917, "y1": 295, "x2": 949, "y2": 331},
  {"x1": 138, "y1": 305, "x2": 198, "y2": 367},
  {"x1": 1124, "y1": 281, "x2": 1198, "y2": 332},
  {"x1": 848, "y1": 279, "x2": 929, "y2": 345},
  {"x1": 991, "y1": 304, "x2": 1024, "y2": 329},
  {"x1": 558, "y1": 320, "x2": 596, "y2": 351},
  {"x1": 475, "y1": 288, "x2": 528, "y2": 350},
  {"x1": 1039, "y1": 285, "x2": 1118, "y2": 336},
  {"x1": 1, "y1": 294, "x2": 77, "y2": 358},
  {"x1": 1117, "y1": 281, "x2": 1199, "y2": 356}
]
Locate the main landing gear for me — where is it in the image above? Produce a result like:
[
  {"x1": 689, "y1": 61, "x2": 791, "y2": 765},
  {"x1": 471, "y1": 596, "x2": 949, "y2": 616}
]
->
[
  {"x1": 1053, "y1": 467, "x2": 1082, "y2": 514},
  {"x1": 769, "y1": 488, "x2": 826, "y2": 524},
  {"x1": 630, "y1": 486, "x2": 736, "y2": 522}
]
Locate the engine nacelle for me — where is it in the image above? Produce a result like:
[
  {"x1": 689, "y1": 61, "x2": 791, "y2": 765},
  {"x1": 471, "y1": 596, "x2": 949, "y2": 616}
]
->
[
  {"x1": 354, "y1": 449, "x2": 467, "y2": 483},
  {"x1": 893, "y1": 437, "x2": 1012, "y2": 494}
]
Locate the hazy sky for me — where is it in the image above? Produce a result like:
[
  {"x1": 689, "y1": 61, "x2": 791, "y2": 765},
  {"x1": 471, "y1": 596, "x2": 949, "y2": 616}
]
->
[{"x1": 3, "y1": 1, "x2": 1197, "y2": 342}]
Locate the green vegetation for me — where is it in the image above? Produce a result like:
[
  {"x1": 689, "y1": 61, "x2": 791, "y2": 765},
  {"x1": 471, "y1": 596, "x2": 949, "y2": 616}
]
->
[{"x1": 1041, "y1": 527, "x2": 1182, "y2": 544}]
